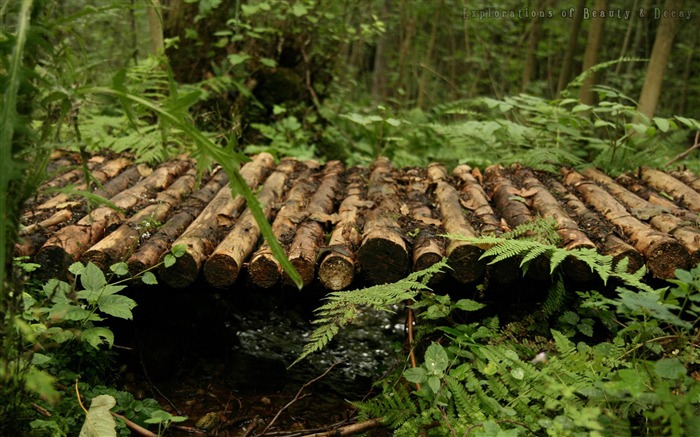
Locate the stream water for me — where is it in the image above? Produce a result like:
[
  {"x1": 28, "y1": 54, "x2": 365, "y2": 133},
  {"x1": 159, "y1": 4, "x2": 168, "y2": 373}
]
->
[{"x1": 118, "y1": 282, "x2": 404, "y2": 435}]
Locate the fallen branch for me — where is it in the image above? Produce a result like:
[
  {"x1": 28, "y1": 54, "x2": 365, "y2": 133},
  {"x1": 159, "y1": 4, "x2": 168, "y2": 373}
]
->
[
  {"x1": 665, "y1": 131, "x2": 700, "y2": 167},
  {"x1": 298, "y1": 418, "x2": 384, "y2": 437}
]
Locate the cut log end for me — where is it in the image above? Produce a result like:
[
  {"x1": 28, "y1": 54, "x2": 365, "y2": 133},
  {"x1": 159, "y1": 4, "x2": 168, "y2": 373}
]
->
[
  {"x1": 249, "y1": 254, "x2": 280, "y2": 289},
  {"x1": 35, "y1": 246, "x2": 74, "y2": 280},
  {"x1": 287, "y1": 258, "x2": 316, "y2": 287},
  {"x1": 203, "y1": 253, "x2": 240, "y2": 289},
  {"x1": 357, "y1": 238, "x2": 409, "y2": 285},
  {"x1": 446, "y1": 243, "x2": 485, "y2": 284},
  {"x1": 646, "y1": 240, "x2": 690, "y2": 279},
  {"x1": 486, "y1": 257, "x2": 519, "y2": 286},
  {"x1": 160, "y1": 252, "x2": 201, "y2": 289},
  {"x1": 562, "y1": 257, "x2": 595, "y2": 283},
  {"x1": 319, "y1": 253, "x2": 355, "y2": 291}
]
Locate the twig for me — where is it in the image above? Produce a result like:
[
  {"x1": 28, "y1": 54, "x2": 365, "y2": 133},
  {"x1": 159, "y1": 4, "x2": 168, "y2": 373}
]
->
[
  {"x1": 406, "y1": 307, "x2": 421, "y2": 390},
  {"x1": 75, "y1": 379, "x2": 88, "y2": 414},
  {"x1": 299, "y1": 418, "x2": 384, "y2": 436},
  {"x1": 260, "y1": 361, "x2": 342, "y2": 435},
  {"x1": 665, "y1": 131, "x2": 700, "y2": 167},
  {"x1": 112, "y1": 412, "x2": 157, "y2": 437}
]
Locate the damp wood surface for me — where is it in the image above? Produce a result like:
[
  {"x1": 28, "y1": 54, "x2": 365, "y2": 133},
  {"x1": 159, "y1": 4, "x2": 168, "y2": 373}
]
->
[{"x1": 20, "y1": 153, "x2": 700, "y2": 292}]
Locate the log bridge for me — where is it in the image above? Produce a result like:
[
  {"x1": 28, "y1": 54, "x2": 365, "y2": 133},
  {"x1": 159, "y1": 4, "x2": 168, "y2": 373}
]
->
[{"x1": 19, "y1": 152, "x2": 700, "y2": 291}]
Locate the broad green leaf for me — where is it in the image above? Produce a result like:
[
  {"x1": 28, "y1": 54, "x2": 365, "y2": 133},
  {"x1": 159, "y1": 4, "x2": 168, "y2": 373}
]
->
[
  {"x1": 109, "y1": 262, "x2": 129, "y2": 276},
  {"x1": 82, "y1": 327, "x2": 115, "y2": 349},
  {"x1": 655, "y1": 358, "x2": 686, "y2": 380},
  {"x1": 163, "y1": 254, "x2": 176, "y2": 268},
  {"x1": 98, "y1": 295, "x2": 137, "y2": 320},
  {"x1": 227, "y1": 53, "x2": 250, "y2": 67},
  {"x1": 291, "y1": 3, "x2": 308, "y2": 17},
  {"x1": 171, "y1": 244, "x2": 187, "y2": 258},
  {"x1": 427, "y1": 375, "x2": 441, "y2": 393},
  {"x1": 653, "y1": 117, "x2": 670, "y2": 132},
  {"x1": 69, "y1": 262, "x2": 86, "y2": 276},
  {"x1": 82, "y1": 262, "x2": 107, "y2": 292},
  {"x1": 49, "y1": 303, "x2": 92, "y2": 321},
  {"x1": 454, "y1": 299, "x2": 485, "y2": 312},
  {"x1": 43, "y1": 279, "x2": 72, "y2": 304},
  {"x1": 404, "y1": 367, "x2": 427, "y2": 384},
  {"x1": 510, "y1": 368, "x2": 525, "y2": 380},
  {"x1": 79, "y1": 395, "x2": 117, "y2": 437},
  {"x1": 32, "y1": 353, "x2": 52, "y2": 366},
  {"x1": 141, "y1": 272, "x2": 158, "y2": 285},
  {"x1": 425, "y1": 343, "x2": 449, "y2": 374}
]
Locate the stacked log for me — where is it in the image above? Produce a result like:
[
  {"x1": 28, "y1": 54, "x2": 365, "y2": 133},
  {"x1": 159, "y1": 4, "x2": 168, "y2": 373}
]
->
[
  {"x1": 35, "y1": 159, "x2": 191, "y2": 278},
  {"x1": 616, "y1": 173, "x2": 697, "y2": 221},
  {"x1": 357, "y1": 157, "x2": 410, "y2": 284},
  {"x1": 562, "y1": 168, "x2": 690, "y2": 278},
  {"x1": 640, "y1": 167, "x2": 700, "y2": 213},
  {"x1": 248, "y1": 162, "x2": 320, "y2": 288},
  {"x1": 427, "y1": 163, "x2": 484, "y2": 284},
  {"x1": 318, "y1": 168, "x2": 369, "y2": 291},
  {"x1": 159, "y1": 153, "x2": 274, "y2": 288},
  {"x1": 203, "y1": 159, "x2": 299, "y2": 289}
]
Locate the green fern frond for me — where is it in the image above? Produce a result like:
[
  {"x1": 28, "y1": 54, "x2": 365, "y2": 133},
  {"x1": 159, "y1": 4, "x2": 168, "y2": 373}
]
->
[
  {"x1": 551, "y1": 329, "x2": 576, "y2": 358},
  {"x1": 542, "y1": 274, "x2": 567, "y2": 317}
]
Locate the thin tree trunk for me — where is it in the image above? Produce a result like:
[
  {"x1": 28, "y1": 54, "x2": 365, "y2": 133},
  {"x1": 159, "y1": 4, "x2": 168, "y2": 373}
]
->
[
  {"x1": 614, "y1": 0, "x2": 639, "y2": 75},
  {"x1": 579, "y1": 0, "x2": 607, "y2": 105},
  {"x1": 522, "y1": 0, "x2": 547, "y2": 93},
  {"x1": 416, "y1": 5, "x2": 439, "y2": 109},
  {"x1": 637, "y1": 0, "x2": 682, "y2": 119},
  {"x1": 557, "y1": 0, "x2": 586, "y2": 96},
  {"x1": 371, "y1": 0, "x2": 389, "y2": 103},
  {"x1": 147, "y1": 0, "x2": 164, "y2": 55}
]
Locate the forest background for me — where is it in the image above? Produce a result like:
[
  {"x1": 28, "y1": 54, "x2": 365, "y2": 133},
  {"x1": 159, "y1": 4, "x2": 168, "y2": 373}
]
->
[{"x1": 2, "y1": 0, "x2": 700, "y2": 435}]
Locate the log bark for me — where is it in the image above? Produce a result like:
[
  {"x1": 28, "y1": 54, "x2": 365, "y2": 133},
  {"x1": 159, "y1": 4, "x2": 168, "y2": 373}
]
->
[
  {"x1": 82, "y1": 169, "x2": 197, "y2": 271},
  {"x1": 515, "y1": 167, "x2": 597, "y2": 282},
  {"x1": 318, "y1": 168, "x2": 369, "y2": 291},
  {"x1": 669, "y1": 168, "x2": 700, "y2": 193},
  {"x1": 563, "y1": 168, "x2": 690, "y2": 278},
  {"x1": 453, "y1": 165, "x2": 518, "y2": 285},
  {"x1": 427, "y1": 163, "x2": 484, "y2": 284},
  {"x1": 639, "y1": 167, "x2": 700, "y2": 213},
  {"x1": 36, "y1": 159, "x2": 191, "y2": 279},
  {"x1": 159, "y1": 153, "x2": 274, "y2": 288},
  {"x1": 616, "y1": 173, "x2": 697, "y2": 221},
  {"x1": 127, "y1": 168, "x2": 229, "y2": 275},
  {"x1": 404, "y1": 169, "x2": 445, "y2": 283},
  {"x1": 248, "y1": 162, "x2": 320, "y2": 288},
  {"x1": 39, "y1": 156, "x2": 102, "y2": 192},
  {"x1": 357, "y1": 157, "x2": 410, "y2": 285},
  {"x1": 284, "y1": 161, "x2": 344, "y2": 287},
  {"x1": 582, "y1": 167, "x2": 700, "y2": 263},
  {"x1": 547, "y1": 177, "x2": 644, "y2": 274},
  {"x1": 204, "y1": 159, "x2": 299, "y2": 289}
]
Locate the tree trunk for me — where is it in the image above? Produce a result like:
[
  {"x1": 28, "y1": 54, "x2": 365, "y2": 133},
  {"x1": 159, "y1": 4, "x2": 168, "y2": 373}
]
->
[
  {"x1": 416, "y1": 5, "x2": 440, "y2": 109},
  {"x1": 357, "y1": 157, "x2": 409, "y2": 285},
  {"x1": 427, "y1": 163, "x2": 484, "y2": 284},
  {"x1": 557, "y1": 0, "x2": 586, "y2": 96},
  {"x1": 562, "y1": 168, "x2": 690, "y2": 278},
  {"x1": 159, "y1": 153, "x2": 274, "y2": 288},
  {"x1": 636, "y1": 0, "x2": 682, "y2": 119},
  {"x1": 127, "y1": 168, "x2": 229, "y2": 275},
  {"x1": 36, "y1": 159, "x2": 191, "y2": 279},
  {"x1": 204, "y1": 159, "x2": 299, "y2": 289},
  {"x1": 639, "y1": 167, "x2": 700, "y2": 213},
  {"x1": 579, "y1": 0, "x2": 607, "y2": 105},
  {"x1": 284, "y1": 161, "x2": 344, "y2": 287},
  {"x1": 371, "y1": 0, "x2": 389, "y2": 103},
  {"x1": 147, "y1": 0, "x2": 164, "y2": 55},
  {"x1": 547, "y1": 177, "x2": 645, "y2": 273},
  {"x1": 521, "y1": 0, "x2": 547, "y2": 92},
  {"x1": 249, "y1": 163, "x2": 319, "y2": 288},
  {"x1": 318, "y1": 168, "x2": 369, "y2": 291},
  {"x1": 614, "y1": 0, "x2": 639, "y2": 75}
]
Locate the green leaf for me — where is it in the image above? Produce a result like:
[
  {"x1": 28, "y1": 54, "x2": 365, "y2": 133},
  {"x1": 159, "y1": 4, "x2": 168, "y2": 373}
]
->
[
  {"x1": 98, "y1": 295, "x2": 137, "y2": 320},
  {"x1": 82, "y1": 327, "x2": 115, "y2": 349},
  {"x1": 260, "y1": 57, "x2": 277, "y2": 68},
  {"x1": 69, "y1": 262, "x2": 86, "y2": 276},
  {"x1": 171, "y1": 244, "x2": 187, "y2": 258},
  {"x1": 404, "y1": 367, "x2": 427, "y2": 384},
  {"x1": 427, "y1": 375, "x2": 441, "y2": 393},
  {"x1": 290, "y1": 3, "x2": 308, "y2": 17},
  {"x1": 227, "y1": 53, "x2": 250, "y2": 67},
  {"x1": 510, "y1": 368, "x2": 525, "y2": 380},
  {"x1": 79, "y1": 395, "x2": 117, "y2": 437},
  {"x1": 109, "y1": 262, "x2": 129, "y2": 276},
  {"x1": 163, "y1": 254, "x2": 176, "y2": 268},
  {"x1": 142, "y1": 272, "x2": 158, "y2": 285},
  {"x1": 653, "y1": 117, "x2": 670, "y2": 132},
  {"x1": 49, "y1": 303, "x2": 92, "y2": 321},
  {"x1": 43, "y1": 279, "x2": 72, "y2": 304},
  {"x1": 655, "y1": 358, "x2": 686, "y2": 380},
  {"x1": 454, "y1": 299, "x2": 485, "y2": 312},
  {"x1": 82, "y1": 263, "x2": 107, "y2": 291},
  {"x1": 425, "y1": 343, "x2": 449, "y2": 374}
]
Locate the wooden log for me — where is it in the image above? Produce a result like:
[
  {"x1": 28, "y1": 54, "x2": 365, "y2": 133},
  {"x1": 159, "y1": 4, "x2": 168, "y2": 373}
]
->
[
  {"x1": 318, "y1": 168, "x2": 369, "y2": 291},
  {"x1": 82, "y1": 169, "x2": 197, "y2": 271},
  {"x1": 19, "y1": 209, "x2": 73, "y2": 237},
  {"x1": 427, "y1": 163, "x2": 485, "y2": 284},
  {"x1": 547, "y1": 178, "x2": 645, "y2": 274},
  {"x1": 616, "y1": 173, "x2": 697, "y2": 221},
  {"x1": 404, "y1": 169, "x2": 445, "y2": 283},
  {"x1": 515, "y1": 167, "x2": 596, "y2": 282},
  {"x1": 453, "y1": 165, "x2": 518, "y2": 285},
  {"x1": 284, "y1": 161, "x2": 344, "y2": 287},
  {"x1": 669, "y1": 168, "x2": 700, "y2": 193},
  {"x1": 563, "y1": 168, "x2": 690, "y2": 278},
  {"x1": 39, "y1": 156, "x2": 103, "y2": 192},
  {"x1": 639, "y1": 167, "x2": 700, "y2": 213},
  {"x1": 159, "y1": 153, "x2": 274, "y2": 288},
  {"x1": 127, "y1": 168, "x2": 229, "y2": 275},
  {"x1": 35, "y1": 159, "x2": 192, "y2": 279},
  {"x1": 25, "y1": 157, "x2": 134, "y2": 218},
  {"x1": 204, "y1": 159, "x2": 299, "y2": 289},
  {"x1": 248, "y1": 162, "x2": 319, "y2": 288},
  {"x1": 581, "y1": 167, "x2": 700, "y2": 264},
  {"x1": 357, "y1": 157, "x2": 410, "y2": 285}
]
